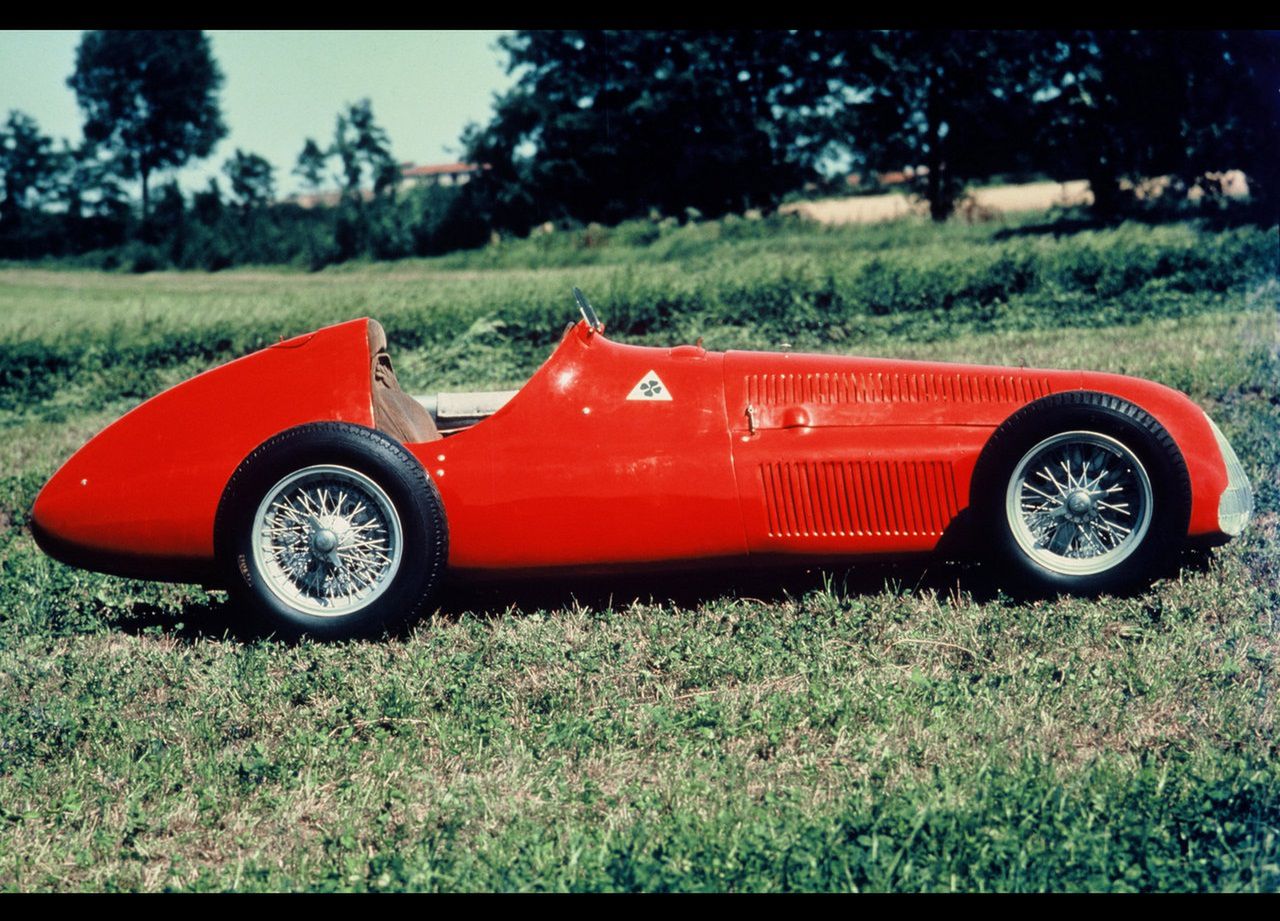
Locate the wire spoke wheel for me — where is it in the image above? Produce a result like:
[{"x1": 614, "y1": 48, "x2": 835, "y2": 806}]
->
[
  {"x1": 251, "y1": 464, "x2": 404, "y2": 617},
  {"x1": 1005, "y1": 431, "x2": 1154, "y2": 577},
  {"x1": 972, "y1": 392, "x2": 1190, "y2": 597},
  {"x1": 217, "y1": 423, "x2": 448, "y2": 640}
]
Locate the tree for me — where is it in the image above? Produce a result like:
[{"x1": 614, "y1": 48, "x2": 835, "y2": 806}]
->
[
  {"x1": 0, "y1": 110, "x2": 63, "y2": 225},
  {"x1": 1031, "y1": 30, "x2": 1280, "y2": 219},
  {"x1": 192, "y1": 178, "x2": 224, "y2": 226},
  {"x1": 331, "y1": 99, "x2": 397, "y2": 201},
  {"x1": 1196, "y1": 31, "x2": 1280, "y2": 221},
  {"x1": 294, "y1": 138, "x2": 328, "y2": 193},
  {"x1": 807, "y1": 31, "x2": 1050, "y2": 222},
  {"x1": 462, "y1": 31, "x2": 822, "y2": 229},
  {"x1": 223, "y1": 149, "x2": 276, "y2": 210},
  {"x1": 68, "y1": 30, "x2": 227, "y2": 219},
  {"x1": 151, "y1": 179, "x2": 188, "y2": 260},
  {"x1": 1030, "y1": 31, "x2": 1188, "y2": 216}
]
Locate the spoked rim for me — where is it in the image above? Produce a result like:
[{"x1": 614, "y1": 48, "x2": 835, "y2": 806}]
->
[
  {"x1": 250, "y1": 464, "x2": 403, "y2": 617},
  {"x1": 1005, "y1": 431, "x2": 1154, "y2": 576}
]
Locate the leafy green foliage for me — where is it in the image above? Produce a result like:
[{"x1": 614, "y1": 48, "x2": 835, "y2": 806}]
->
[
  {"x1": 3, "y1": 30, "x2": 1276, "y2": 267},
  {"x1": 0, "y1": 111, "x2": 63, "y2": 224},
  {"x1": 222, "y1": 150, "x2": 276, "y2": 211},
  {"x1": 331, "y1": 99, "x2": 398, "y2": 202},
  {"x1": 67, "y1": 30, "x2": 226, "y2": 217},
  {"x1": 813, "y1": 32, "x2": 1048, "y2": 221},
  {"x1": 462, "y1": 30, "x2": 1280, "y2": 227},
  {"x1": 293, "y1": 139, "x2": 327, "y2": 193},
  {"x1": 462, "y1": 31, "x2": 813, "y2": 229},
  {"x1": 1033, "y1": 31, "x2": 1280, "y2": 220}
]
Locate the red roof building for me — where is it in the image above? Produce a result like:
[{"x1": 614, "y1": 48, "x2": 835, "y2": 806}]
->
[
  {"x1": 280, "y1": 161, "x2": 486, "y2": 208},
  {"x1": 399, "y1": 161, "x2": 481, "y2": 189}
]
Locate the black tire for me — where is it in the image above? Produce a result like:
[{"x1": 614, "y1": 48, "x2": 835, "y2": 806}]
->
[
  {"x1": 970, "y1": 391, "x2": 1191, "y2": 597},
  {"x1": 214, "y1": 422, "x2": 448, "y2": 640}
]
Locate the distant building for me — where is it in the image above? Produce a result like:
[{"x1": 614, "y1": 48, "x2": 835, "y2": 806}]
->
[
  {"x1": 398, "y1": 161, "x2": 482, "y2": 190},
  {"x1": 280, "y1": 161, "x2": 485, "y2": 208},
  {"x1": 284, "y1": 190, "x2": 344, "y2": 209},
  {"x1": 841, "y1": 166, "x2": 928, "y2": 190},
  {"x1": 875, "y1": 166, "x2": 929, "y2": 187}
]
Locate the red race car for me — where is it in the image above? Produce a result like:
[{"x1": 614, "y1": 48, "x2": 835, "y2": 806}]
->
[{"x1": 32, "y1": 290, "x2": 1253, "y2": 639}]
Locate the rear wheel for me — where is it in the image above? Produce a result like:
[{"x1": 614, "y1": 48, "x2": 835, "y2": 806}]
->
[
  {"x1": 971, "y1": 391, "x2": 1190, "y2": 597},
  {"x1": 215, "y1": 422, "x2": 447, "y2": 640}
]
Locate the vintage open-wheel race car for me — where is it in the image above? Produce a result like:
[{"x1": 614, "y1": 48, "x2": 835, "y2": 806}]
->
[{"x1": 32, "y1": 290, "x2": 1254, "y2": 639}]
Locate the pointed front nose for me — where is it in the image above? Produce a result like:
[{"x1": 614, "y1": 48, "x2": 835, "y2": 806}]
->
[
  {"x1": 31, "y1": 461, "x2": 102, "y2": 572},
  {"x1": 29, "y1": 438, "x2": 215, "y2": 583}
]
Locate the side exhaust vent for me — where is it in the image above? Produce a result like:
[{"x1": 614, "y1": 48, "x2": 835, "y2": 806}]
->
[{"x1": 760, "y1": 459, "x2": 960, "y2": 537}]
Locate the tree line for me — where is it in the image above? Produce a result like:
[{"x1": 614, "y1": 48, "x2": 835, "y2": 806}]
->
[
  {"x1": 1, "y1": 30, "x2": 1275, "y2": 271},
  {"x1": 463, "y1": 30, "x2": 1278, "y2": 227}
]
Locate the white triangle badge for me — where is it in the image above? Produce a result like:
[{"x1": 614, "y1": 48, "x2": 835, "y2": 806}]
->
[{"x1": 626, "y1": 370, "x2": 673, "y2": 401}]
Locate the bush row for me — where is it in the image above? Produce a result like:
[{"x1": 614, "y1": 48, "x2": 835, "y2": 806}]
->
[{"x1": 1, "y1": 221, "x2": 1273, "y2": 413}]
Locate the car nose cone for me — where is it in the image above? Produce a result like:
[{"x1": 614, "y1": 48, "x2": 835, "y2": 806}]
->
[{"x1": 30, "y1": 465, "x2": 93, "y2": 566}]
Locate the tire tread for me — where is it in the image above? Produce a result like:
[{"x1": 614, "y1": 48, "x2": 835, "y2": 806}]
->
[
  {"x1": 214, "y1": 421, "x2": 447, "y2": 639},
  {"x1": 970, "y1": 389, "x2": 1192, "y2": 596}
]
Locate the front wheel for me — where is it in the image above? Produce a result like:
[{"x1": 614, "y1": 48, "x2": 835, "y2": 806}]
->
[
  {"x1": 970, "y1": 391, "x2": 1191, "y2": 597},
  {"x1": 214, "y1": 422, "x2": 448, "y2": 640}
]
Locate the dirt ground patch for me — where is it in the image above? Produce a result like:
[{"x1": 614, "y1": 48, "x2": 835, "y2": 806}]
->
[{"x1": 781, "y1": 180, "x2": 1093, "y2": 225}]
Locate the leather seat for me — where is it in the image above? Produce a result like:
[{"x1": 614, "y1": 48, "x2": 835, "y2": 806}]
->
[{"x1": 366, "y1": 319, "x2": 442, "y2": 444}]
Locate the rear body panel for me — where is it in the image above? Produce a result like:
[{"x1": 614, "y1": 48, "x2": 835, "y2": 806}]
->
[{"x1": 32, "y1": 319, "x2": 376, "y2": 581}]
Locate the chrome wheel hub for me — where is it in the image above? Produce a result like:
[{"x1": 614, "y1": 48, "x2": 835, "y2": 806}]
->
[
  {"x1": 250, "y1": 465, "x2": 403, "y2": 617},
  {"x1": 1066, "y1": 490, "x2": 1093, "y2": 517},
  {"x1": 1005, "y1": 431, "x2": 1154, "y2": 577}
]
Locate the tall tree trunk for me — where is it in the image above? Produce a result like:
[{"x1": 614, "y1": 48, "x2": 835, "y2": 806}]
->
[
  {"x1": 1086, "y1": 169, "x2": 1122, "y2": 219},
  {"x1": 1086, "y1": 136, "x2": 1123, "y2": 219},
  {"x1": 924, "y1": 75, "x2": 950, "y2": 223},
  {"x1": 926, "y1": 147, "x2": 948, "y2": 222},
  {"x1": 745, "y1": 32, "x2": 778, "y2": 211},
  {"x1": 138, "y1": 163, "x2": 156, "y2": 244}
]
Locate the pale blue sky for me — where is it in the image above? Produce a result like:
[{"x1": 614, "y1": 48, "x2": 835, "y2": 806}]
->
[{"x1": 0, "y1": 30, "x2": 516, "y2": 196}]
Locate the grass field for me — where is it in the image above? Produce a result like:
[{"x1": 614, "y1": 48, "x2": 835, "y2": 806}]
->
[{"x1": 0, "y1": 215, "x2": 1277, "y2": 891}]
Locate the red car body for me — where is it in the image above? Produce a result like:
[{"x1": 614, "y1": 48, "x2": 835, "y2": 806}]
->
[{"x1": 32, "y1": 316, "x2": 1243, "y2": 587}]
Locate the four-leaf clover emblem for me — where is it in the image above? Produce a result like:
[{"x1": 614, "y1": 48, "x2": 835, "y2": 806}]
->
[{"x1": 627, "y1": 371, "x2": 673, "y2": 401}]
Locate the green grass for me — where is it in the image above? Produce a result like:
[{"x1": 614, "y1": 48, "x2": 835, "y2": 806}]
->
[{"x1": 0, "y1": 216, "x2": 1277, "y2": 891}]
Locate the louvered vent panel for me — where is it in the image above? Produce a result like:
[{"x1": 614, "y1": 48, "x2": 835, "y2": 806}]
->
[
  {"x1": 744, "y1": 372, "x2": 1051, "y2": 405},
  {"x1": 759, "y1": 460, "x2": 959, "y2": 537}
]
